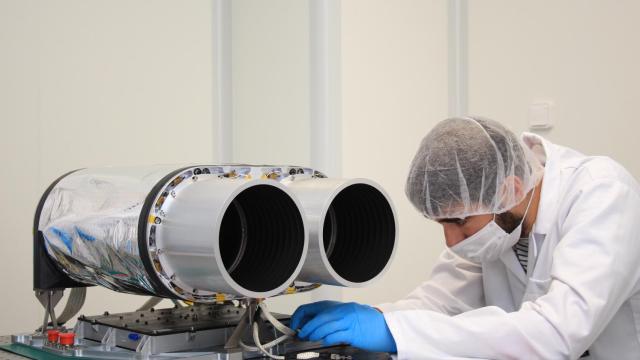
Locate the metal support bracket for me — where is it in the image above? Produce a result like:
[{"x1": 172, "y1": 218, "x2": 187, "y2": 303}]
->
[{"x1": 35, "y1": 289, "x2": 63, "y2": 333}]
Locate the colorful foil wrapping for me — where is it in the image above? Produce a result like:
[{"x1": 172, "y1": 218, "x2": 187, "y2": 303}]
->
[{"x1": 38, "y1": 166, "x2": 180, "y2": 294}]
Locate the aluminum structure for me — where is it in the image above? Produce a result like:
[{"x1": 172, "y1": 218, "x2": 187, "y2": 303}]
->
[{"x1": 35, "y1": 165, "x2": 398, "y2": 303}]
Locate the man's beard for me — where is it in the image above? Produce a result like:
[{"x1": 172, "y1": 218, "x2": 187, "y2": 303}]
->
[{"x1": 495, "y1": 211, "x2": 523, "y2": 234}]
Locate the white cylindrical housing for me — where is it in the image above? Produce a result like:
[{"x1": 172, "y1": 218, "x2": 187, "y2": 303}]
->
[
  {"x1": 37, "y1": 165, "x2": 310, "y2": 302},
  {"x1": 156, "y1": 178, "x2": 308, "y2": 298},
  {"x1": 285, "y1": 178, "x2": 398, "y2": 287}
]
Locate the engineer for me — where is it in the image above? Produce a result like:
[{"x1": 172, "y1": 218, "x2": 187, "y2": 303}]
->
[{"x1": 291, "y1": 116, "x2": 640, "y2": 359}]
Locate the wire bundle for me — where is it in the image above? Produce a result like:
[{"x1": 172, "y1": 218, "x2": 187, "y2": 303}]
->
[{"x1": 239, "y1": 302, "x2": 298, "y2": 359}]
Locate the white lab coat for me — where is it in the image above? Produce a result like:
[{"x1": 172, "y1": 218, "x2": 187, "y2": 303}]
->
[{"x1": 377, "y1": 133, "x2": 640, "y2": 360}]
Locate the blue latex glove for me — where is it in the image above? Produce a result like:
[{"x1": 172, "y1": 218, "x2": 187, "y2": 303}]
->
[
  {"x1": 290, "y1": 300, "x2": 344, "y2": 331},
  {"x1": 296, "y1": 302, "x2": 397, "y2": 353}
]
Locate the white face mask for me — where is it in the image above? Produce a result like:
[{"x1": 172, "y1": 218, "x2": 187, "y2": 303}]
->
[{"x1": 449, "y1": 185, "x2": 536, "y2": 264}]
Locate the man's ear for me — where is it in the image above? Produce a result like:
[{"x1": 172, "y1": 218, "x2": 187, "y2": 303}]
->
[{"x1": 499, "y1": 175, "x2": 525, "y2": 206}]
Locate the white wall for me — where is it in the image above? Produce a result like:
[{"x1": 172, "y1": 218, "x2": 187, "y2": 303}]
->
[
  {"x1": 0, "y1": 0, "x2": 216, "y2": 334},
  {"x1": 339, "y1": 0, "x2": 450, "y2": 305},
  {"x1": 468, "y1": 0, "x2": 640, "y2": 179},
  {"x1": 231, "y1": 0, "x2": 311, "y2": 166}
]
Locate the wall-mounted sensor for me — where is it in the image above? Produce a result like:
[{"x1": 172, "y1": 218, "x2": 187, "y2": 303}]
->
[{"x1": 528, "y1": 101, "x2": 554, "y2": 130}]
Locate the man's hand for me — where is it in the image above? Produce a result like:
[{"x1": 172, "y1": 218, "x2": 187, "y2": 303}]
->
[
  {"x1": 294, "y1": 302, "x2": 397, "y2": 353},
  {"x1": 290, "y1": 300, "x2": 344, "y2": 331}
]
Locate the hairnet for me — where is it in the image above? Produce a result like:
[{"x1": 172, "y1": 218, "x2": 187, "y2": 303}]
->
[{"x1": 405, "y1": 116, "x2": 543, "y2": 219}]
